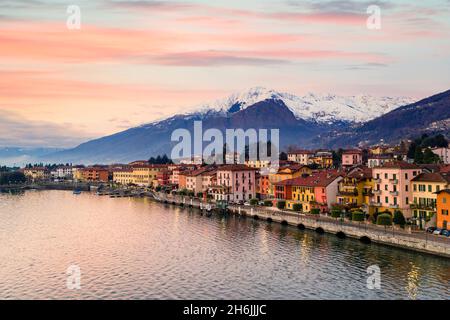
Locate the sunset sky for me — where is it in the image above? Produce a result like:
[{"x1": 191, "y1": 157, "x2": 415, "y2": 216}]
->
[{"x1": 1, "y1": 0, "x2": 449, "y2": 147}]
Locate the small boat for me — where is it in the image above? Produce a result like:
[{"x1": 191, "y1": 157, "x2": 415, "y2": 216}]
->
[{"x1": 73, "y1": 190, "x2": 82, "y2": 195}]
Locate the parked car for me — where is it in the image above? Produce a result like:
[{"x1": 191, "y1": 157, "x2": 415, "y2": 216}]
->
[
  {"x1": 440, "y1": 229, "x2": 450, "y2": 237},
  {"x1": 433, "y1": 228, "x2": 442, "y2": 235},
  {"x1": 243, "y1": 202, "x2": 250, "y2": 206},
  {"x1": 258, "y1": 201, "x2": 265, "y2": 206},
  {"x1": 426, "y1": 227, "x2": 437, "y2": 233}
]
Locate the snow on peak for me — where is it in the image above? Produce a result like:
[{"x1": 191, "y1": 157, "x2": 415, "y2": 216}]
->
[{"x1": 185, "y1": 87, "x2": 414, "y2": 123}]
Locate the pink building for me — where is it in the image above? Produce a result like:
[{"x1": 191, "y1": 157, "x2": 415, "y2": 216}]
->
[
  {"x1": 186, "y1": 166, "x2": 216, "y2": 195},
  {"x1": 371, "y1": 162, "x2": 422, "y2": 218},
  {"x1": 342, "y1": 149, "x2": 363, "y2": 167},
  {"x1": 210, "y1": 164, "x2": 257, "y2": 202}
]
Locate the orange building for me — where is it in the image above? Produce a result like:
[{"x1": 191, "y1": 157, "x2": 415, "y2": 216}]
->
[
  {"x1": 80, "y1": 167, "x2": 110, "y2": 182},
  {"x1": 436, "y1": 189, "x2": 450, "y2": 230}
]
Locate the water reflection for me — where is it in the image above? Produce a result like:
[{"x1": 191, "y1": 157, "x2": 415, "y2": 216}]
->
[{"x1": 0, "y1": 190, "x2": 449, "y2": 300}]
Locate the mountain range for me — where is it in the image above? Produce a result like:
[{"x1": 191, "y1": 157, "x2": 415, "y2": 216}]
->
[{"x1": 30, "y1": 87, "x2": 450, "y2": 165}]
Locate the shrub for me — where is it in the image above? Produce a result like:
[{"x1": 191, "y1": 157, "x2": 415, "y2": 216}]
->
[
  {"x1": 352, "y1": 211, "x2": 365, "y2": 222},
  {"x1": 196, "y1": 192, "x2": 203, "y2": 198},
  {"x1": 331, "y1": 209, "x2": 341, "y2": 218},
  {"x1": 277, "y1": 201, "x2": 286, "y2": 210},
  {"x1": 310, "y1": 208, "x2": 320, "y2": 215},
  {"x1": 292, "y1": 203, "x2": 302, "y2": 212},
  {"x1": 250, "y1": 198, "x2": 258, "y2": 206},
  {"x1": 393, "y1": 210, "x2": 406, "y2": 226},
  {"x1": 377, "y1": 213, "x2": 393, "y2": 226},
  {"x1": 263, "y1": 200, "x2": 273, "y2": 207}
]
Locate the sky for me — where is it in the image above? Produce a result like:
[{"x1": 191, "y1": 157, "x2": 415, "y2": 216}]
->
[{"x1": 1, "y1": 0, "x2": 449, "y2": 148}]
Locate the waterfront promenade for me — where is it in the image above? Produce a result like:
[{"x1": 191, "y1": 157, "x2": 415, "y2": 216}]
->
[{"x1": 154, "y1": 192, "x2": 450, "y2": 258}]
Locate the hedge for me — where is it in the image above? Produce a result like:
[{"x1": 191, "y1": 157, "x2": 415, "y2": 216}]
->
[
  {"x1": 352, "y1": 211, "x2": 365, "y2": 222},
  {"x1": 331, "y1": 209, "x2": 341, "y2": 218},
  {"x1": 263, "y1": 200, "x2": 273, "y2": 207},
  {"x1": 250, "y1": 199, "x2": 258, "y2": 206},
  {"x1": 277, "y1": 201, "x2": 286, "y2": 210},
  {"x1": 310, "y1": 208, "x2": 320, "y2": 215},
  {"x1": 292, "y1": 203, "x2": 302, "y2": 212},
  {"x1": 377, "y1": 213, "x2": 393, "y2": 226}
]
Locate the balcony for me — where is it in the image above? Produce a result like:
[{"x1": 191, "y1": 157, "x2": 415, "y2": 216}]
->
[
  {"x1": 389, "y1": 191, "x2": 399, "y2": 196},
  {"x1": 389, "y1": 179, "x2": 399, "y2": 184},
  {"x1": 410, "y1": 203, "x2": 436, "y2": 211},
  {"x1": 373, "y1": 178, "x2": 381, "y2": 183},
  {"x1": 389, "y1": 204, "x2": 399, "y2": 209},
  {"x1": 370, "y1": 202, "x2": 382, "y2": 207},
  {"x1": 372, "y1": 189, "x2": 381, "y2": 195}
]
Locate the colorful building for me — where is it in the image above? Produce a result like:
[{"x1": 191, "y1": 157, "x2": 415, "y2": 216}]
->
[
  {"x1": 431, "y1": 147, "x2": 450, "y2": 164},
  {"x1": 113, "y1": 168, "x2": 134, "y2": 185},
  {"x1": 436, "y1": 189, "x2": 450, "y2": 230},
  {"x1": 23, "y1": 167, "x2": 50, "y2": 181},
  {"x1": 310, "y1": 150, "x2": 334, "y2": 168},
  {"x1": 268, "y1": 164, "x2": 312, "y2": 196},
  {"x1": 79, "y1": 167, "x2": 110, "y2": 182},
  {"x1": 186, "y1": 166, "x2": 216, "y2": 195},
  {"x1": 371, "y1": 162, "x2": 421, "y2": 218},
  {"x1": 210, "y1": 164, "x2": 257, "y2": 202},
  {"x1": 337, "y1": 166, "x2": 374, "y2": 213},
  {"x1": 287, "y1": 150, "x2": 315, "y2": 165},
  {"x1": 274, "y1": 171, "x2": 342, "y2": 213},
  {"x1": 342, "y1": 149, "x2": 363, "y2": 167},
  {"x1": 411, "y1": 172, "x2": 450, "y2": 229}
]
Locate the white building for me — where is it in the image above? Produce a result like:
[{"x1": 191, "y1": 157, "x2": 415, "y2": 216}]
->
[{"x1": 431, "y1": 147, "x2": 450, "y2": 164}]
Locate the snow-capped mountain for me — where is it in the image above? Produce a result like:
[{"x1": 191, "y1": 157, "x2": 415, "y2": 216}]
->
[{"x1": 183, "y1": 87, "x2": 414, "y2": 124}]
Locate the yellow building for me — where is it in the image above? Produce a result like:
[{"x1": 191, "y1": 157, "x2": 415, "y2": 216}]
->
[
  {"x1": 113, "y1": 168, "x2": 134, "y2": 185},
  {"x1": 337, "y1": 166, "x2": 374, "y2": 214},
  {"x1": 130, "y1": 165, "x2": 166, "y2": 187},
  {"x1": 23, "y1": 167, "x2": 50, "y2": 181},
  {"x1": 268, "y1": 164, "x2": 312, "y2": 196},
  {"x1": 310, "y1": 151, "x2": 333, "y2": 168},
  {"x1": 411, "y1": 172, "x2": 450, "y2": 229},
  {"x1": 245, "y1": 160, "x2": 271, "y2": 169}
]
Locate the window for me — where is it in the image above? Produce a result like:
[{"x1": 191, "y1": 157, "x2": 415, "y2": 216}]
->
[
  {"x1": 405, "y1": 173, "x2": 408, "y2": 179},
  {"x1": 385, "y1": 196, "x2": 389, "y2": 204},
  {"x1": 384, "y1": 173, "x2": 388, "y2": 179},
  {"x1": 436, "y1": 185, "x2": 440, "y2": 192},
  {"x1": 393, "y1": 174, "x2": 397, "y2": 180},
  {"x1": 393, "y1": 197, "x2": 397, "y2": 205},
  {"x1": 428, "y1": 185, "x2": 432, "y2": 192},
  {"x1": 385, "y1": 185, "x2": 388, "y2": 191},
  {"x1": 442, "y1": 209, "x2": 449, "y2": 216},
  {"x1": 413, "y1": 184, "x2": 417, "y2": 191},
  {"x1": 405, "y1": 185, "x2": 409, "y2": 192},
  {"x1": 443, "y1": 197, "x2": 447, "y2": 204},
  {"x1": 406, "y1": 197, "x2": 409, "y2": 205}
]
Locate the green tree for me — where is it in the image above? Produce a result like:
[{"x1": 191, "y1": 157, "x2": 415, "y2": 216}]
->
[
  {"x1": 277, "y1": 201, "x2": 286, "y2": 210},
  {"x1": 263, "y1": 200, "x2": 273, "y2": 207},
  {"x1": 423, "y1": 148, "x2": 441, "y2": 164},
  {"x1": 310, "y1": 208, "x2": 320, "y2": 215},
  {"x1": 331, "y1": 209, "x2": 341, "y2": 218},
  {"x1": 352, "y1": 211, "x2": 365, "y2": 222},
  {"x1": 393, "y1": 210, "x2": 406, "y2": 226},
  {"x1": 377, "y1": 213, "x2": 393, "y2": 226},
  {"x1": 292, "y1": 203, "x2": 302, "y2": 212},
  {"x1": 250, "y1": 198, "x2": 258, "y2": 206}
]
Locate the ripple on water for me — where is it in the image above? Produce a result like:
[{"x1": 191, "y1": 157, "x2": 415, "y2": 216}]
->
[{"x1": 0, "y1": 190, "x2": 449, "y2": 300}]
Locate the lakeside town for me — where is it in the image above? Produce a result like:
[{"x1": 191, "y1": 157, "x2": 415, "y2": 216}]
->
[{"x1": 2, "y1": 135, "x2": 450, "y2": 243}]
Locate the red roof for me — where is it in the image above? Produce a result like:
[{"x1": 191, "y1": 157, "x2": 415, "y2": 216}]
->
[
  {"x1": 378, "y1": 161, "x2": 420, "y2": 170},
  {"x1": 275, "y1": 171, "x2": 341, "y2": 187},
  {"x1": 217, "y1": 164, "x2": 258, "y2": 172}
]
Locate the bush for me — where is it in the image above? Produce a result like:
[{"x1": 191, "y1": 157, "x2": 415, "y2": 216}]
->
[
  {"x1": 292, "y1": 203, "x2": 302, "y2": 212},
  {"x1": 250, "y1": 198, "x2": 258, "y2": 206},
  {"x1": 196, "y1": 192, "x2": 203, "y2": 198},
  {"x1": 331, "y1": 209, "x2": 341, "y2": 218},
  {"x1": 277, "y1": 201, "x2": 286, "y2": 210},
  {"x1": 393, "y1": 210, "x2": 406, "y2": 226},
  {"x1": 264, "y1": 200, "x2": 273, "y2": 207},
  {"x1": 310, "y1": 208, "x2": 320, "y2": 215},
  {"x1": 352, "y1": 211, "x2": 365, "y2": 222},
  {"x1": 377, "y1": 213, "x2": 393, "y2": 226}
]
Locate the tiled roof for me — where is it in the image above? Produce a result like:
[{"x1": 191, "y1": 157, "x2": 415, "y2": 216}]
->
[
  {"x1": 411, "y1": 172, "x2": 450, "y2": 183},
  {"x1": 275, "y1": 171, "x2": 341, "y2": 187},
  {"x1": 377, "y1": 161, "x2": 420, "y2": 169},
  {"x1": 217, "y1": 164, "x2": 258, "y2": 171}
]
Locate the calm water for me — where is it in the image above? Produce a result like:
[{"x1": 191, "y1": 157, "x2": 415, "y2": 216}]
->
[{"x1": 0, "y1": 190, "x2": 449, "y2": 300}]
